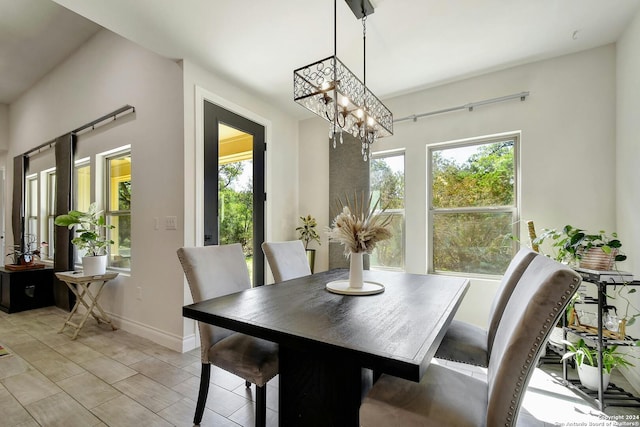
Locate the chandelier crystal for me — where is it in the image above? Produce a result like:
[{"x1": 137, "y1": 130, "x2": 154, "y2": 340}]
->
[{"x1": 293, "y1": 0, "x2": 393, "y2": 161}]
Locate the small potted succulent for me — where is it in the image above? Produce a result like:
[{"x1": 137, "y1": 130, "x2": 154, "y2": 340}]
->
[
  {"x1": 296, "y1": 214, "x2": 321, "y2": 273},
  {"x1": 54, "y1": 203, "x2": 114, "y2": 276}
]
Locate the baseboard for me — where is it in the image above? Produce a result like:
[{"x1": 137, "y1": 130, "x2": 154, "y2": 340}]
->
[
  {"x1": 182, "y1": 332, "x2": 199, "y2": 353},
  {"x1": 106, "y1": 311, "x2": 185, "y2": 352}
]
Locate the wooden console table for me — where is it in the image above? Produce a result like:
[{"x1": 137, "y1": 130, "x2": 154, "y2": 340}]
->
[{"x1": 55, "y1": 271, "x2": 118, "y2": 339}]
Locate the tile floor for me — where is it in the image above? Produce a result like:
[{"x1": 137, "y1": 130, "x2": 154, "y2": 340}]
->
[{"x1": 1, "y1": 306, "x2": 639, "y2": 426}]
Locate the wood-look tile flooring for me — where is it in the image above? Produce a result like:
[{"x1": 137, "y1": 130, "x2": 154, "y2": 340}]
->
[{"x1": 1, "y1": 306, "x2": 639, "y2": 426}]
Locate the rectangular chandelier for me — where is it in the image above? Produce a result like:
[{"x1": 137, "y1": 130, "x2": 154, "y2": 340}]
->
[
  {"x1": 293, "y1": 0, "x2": 393, "y2": 161},
  {"x1": 294, "y1": 55, "x2": 393, "y2": 141}
]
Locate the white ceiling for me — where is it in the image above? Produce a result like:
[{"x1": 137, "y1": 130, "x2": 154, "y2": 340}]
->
[
  {"x1": 3, "y1": 0, "x2": 640, "y2": 119},
  {"x1": 0, "y1": 0, "x2": 101, "y2": 104}
]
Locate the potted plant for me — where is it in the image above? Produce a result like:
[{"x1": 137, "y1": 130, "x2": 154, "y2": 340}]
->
[
  {"x1": 54, "y1": 203, "x2": 114, "y2": 276},
  {"x1": 296, "y1": 214, "x2": 321, "y2": 273},
  {"x1": 562, "y1": 338, "x2": 636, "y2": 391},
  {"x1": 5, "y1": 234, "x2": 45, "y2": 270},
  {"x1": 533, "y1": 225, "x2": 626, "y2": 270}
]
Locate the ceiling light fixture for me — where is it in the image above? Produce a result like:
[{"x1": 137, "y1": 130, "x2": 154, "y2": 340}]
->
[{"x1": 293, "y1": 0, "x2": 393, "y2": 161}]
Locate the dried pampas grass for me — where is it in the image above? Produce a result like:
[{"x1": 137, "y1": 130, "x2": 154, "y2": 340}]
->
[{"x1": 327, "y1": 192, "x2": 392, "y2": 256}]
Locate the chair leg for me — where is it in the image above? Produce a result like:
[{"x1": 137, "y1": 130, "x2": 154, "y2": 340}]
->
[
  {"x1": 194, "y1": 364, "x2": 211, "y2": 425},
  {"x1": 255, "y1": 384, "x2": 266, "y2": 427}
]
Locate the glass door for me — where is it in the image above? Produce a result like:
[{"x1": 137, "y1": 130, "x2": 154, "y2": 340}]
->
[{"x1": 203, "y1": 101, "x2": 265, "y2": 286}]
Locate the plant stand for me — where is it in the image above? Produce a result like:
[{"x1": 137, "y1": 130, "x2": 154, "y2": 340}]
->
[
  {"x1": 558, "y1": 270, "x2": 640, "y2": 411},
  {"x1": 55, "y1": 271, "x2": 118, "y2": 339}
]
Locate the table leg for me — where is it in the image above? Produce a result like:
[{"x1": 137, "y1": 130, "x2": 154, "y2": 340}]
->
[
  {"x1": 59, "y1": 280, "x2": 117, "y2": 339},
  {"x1": 71, "y1": 283, "x2": 98, "y2": 340},
  {"x1": 59, "y1": 283, "x2": 81, "y2": 334},
  {"x1": 89, "y1": 281, "x2": 117, "y2": 330},
  {"x1": 279, "y1": 346, "x2": 372, "y2": 426}
]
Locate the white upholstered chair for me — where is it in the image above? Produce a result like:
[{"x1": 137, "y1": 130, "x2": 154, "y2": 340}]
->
[
  {"x1": 262, "y1": 240, "x2": 311, "y2": 283},
  {"x1": 434, "y1": 247, "x2": 537, "y2": 366},
  {"x1": 177, "y1": 244, "x2": 278, "y2": 426},
  {"x1": 360, "y1": 254, "x2": 581, "y2": 426}
]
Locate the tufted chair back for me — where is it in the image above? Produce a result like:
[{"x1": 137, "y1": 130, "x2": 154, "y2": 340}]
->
[{"x1": 486, "y1": 255, "x2": 581, "y2": 425}]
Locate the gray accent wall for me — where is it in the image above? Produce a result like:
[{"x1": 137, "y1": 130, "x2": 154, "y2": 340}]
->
[{"x1": 328, "y1": 132, "x2": 370, "y2": 269}]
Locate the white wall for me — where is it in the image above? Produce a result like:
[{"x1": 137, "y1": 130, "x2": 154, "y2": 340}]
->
[
  {"x1": 180, "y1": 60, "x2": 300, "y2": 348},
  {"x1": 616, "y1": 6, "x2": 640, "y2": 391},
  {"x1": 300, "y1": 45, "x2": 617, "y2": 328},
  {"x1": 0, "y1": 104, "x2": 8, "y2": 152},
  {"x1": 7, "y1": 29, "x2": 186, "y2": 350}
]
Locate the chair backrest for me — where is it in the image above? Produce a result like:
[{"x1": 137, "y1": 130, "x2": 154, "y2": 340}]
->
[
  {"x1": 486, "y1": 255, "x2": 581, "y2": 426},
  {"x1": 177, "y1": 243, "x2": 251, "y2": 362},
  {"x1": 486, "y1": 247, "x2": 537, "y2": 353},
  {"x1": 262, "y1": 240, "x2": 311, "y2": 283}
]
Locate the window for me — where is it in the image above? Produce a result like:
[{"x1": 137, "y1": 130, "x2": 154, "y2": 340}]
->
[
  {"x1": 75, "y1": 161, "x2": 91, "y2": 212},
  {"x1": 105, "y1": 151, "x2": 131, "y2": 270},
  {"x1": 45, "y1": 171, "x2": 56, "y2": 260},
  {"x1": 370, "y1": 152, "x2": 405, "y2": 270},
  {"x1": 25, "y1": 174, "x2": 38, "y2": 239},
  {"x1": 428, "y1": 134, "x2": 518, "y2": 275}
]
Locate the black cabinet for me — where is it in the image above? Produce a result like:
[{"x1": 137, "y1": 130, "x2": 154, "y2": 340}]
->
[{"x1": 0, "y1": 267, "x2": 54, "y2": 313}]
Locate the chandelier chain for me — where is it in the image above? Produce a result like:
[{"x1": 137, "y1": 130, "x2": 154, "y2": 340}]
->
[{"x1": 292, "y1": 0, "x2": 393, "y2": 162}]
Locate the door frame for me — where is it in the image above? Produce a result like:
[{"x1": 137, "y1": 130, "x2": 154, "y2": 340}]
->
[{"x1": 193, "y1": 87, "x2": 271, "y2": 285}]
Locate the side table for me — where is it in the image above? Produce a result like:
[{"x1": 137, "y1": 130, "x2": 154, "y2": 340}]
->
[{"x1": 55, "y1": 271, "x2": 119, "y2": 339}]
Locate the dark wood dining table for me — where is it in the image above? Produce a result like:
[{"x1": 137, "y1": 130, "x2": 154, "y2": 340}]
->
[{"x1": 183, "y1": 268, "x2": 469, "y2": 426}]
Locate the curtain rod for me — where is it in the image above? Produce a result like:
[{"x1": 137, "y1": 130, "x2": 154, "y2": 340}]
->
[
  {"x1": 393, "y1": 92, "x2": 529, "y2": 124},
  {"x1": 24, "y1": 105, "x2": 136, "y2": 157}
]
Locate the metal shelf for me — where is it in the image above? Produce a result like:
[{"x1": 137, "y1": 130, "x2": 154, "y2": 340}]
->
[{"x1": 558, "y1": 277, "x2": 640, "y2": 411}]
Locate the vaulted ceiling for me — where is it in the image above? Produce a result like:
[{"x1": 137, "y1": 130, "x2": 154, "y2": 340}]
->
[{"x1": 2, "y1": 0, "x2": 639, "y2": 119}]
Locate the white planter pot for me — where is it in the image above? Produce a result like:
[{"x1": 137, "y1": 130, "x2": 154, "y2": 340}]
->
[
  {"x1": 549, "y1": 326, "x2": 579, "y2": 347},
  {"x1": 577, "y1": 363, "x2": 610, "y2": 391},
  {"x1": 82, "y1": 255, "x2": 107, "y2": 276}
]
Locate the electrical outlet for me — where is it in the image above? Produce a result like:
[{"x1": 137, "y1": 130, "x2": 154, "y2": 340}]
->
[
  {"x1": 165, "y1": 216, "x2": 177, "y2": 230},
  {"x1": 137, "y1": 286, "x2": 142, "y2": 300}
]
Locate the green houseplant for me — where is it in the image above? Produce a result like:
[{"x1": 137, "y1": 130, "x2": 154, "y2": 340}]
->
[
  {"x1": 5, "y1": 234, "x2": 45, "y2": 270},
  {"x1": 533, "y1": 225, "x2": 626, "y2": 269},
  {"x1": 296, "y1": 214, "x2": 321, "y2": 273},
  {"x1": 532, "y1": 224, "x2": 638, "y2": 335},
  {"x1": 562, "y1": 338, "x2": 636, "y2": 391},
  {"x1": 54, "y1": 203, "x2": 114, "y2": 275}
]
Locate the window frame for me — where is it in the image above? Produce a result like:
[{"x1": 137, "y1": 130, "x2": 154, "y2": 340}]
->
[
  {"x1": 103, "y1": 148, "x2": 131, "y2": 272},
  {"x1": 427, "y1": 132, "x2": 520, "y2": 278},
  {"x1": 44, "y1": 169, "x2": 56, "y2": 261},
  {"x1": 370, "y1": 149, "x2": 406, "y2": 272},
  {"x1": 25, "y1": 173, "x2": 39, "y2": 242}
]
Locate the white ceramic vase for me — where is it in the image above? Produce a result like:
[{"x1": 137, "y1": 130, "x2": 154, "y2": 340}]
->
[
  {"x1": 577, "y1": 363, "x2": 610, "y2": 391},
  {"x1": 349, "y1": 252, "x2": 364, "y2": 289},
  {"x1": 82, "y1": 255, "x2": 107, "y2": 276}
]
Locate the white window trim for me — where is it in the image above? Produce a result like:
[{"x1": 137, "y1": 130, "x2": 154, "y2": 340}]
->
[
  {"x1": 426, "y1": 132, "x2": 521, "y2": 278},
  {"x1": 370, "y1": 149, "x2": 406, "y2": 272},
  {"x1": 101, "y1": 146, "x2": 131, "y2": 273}
]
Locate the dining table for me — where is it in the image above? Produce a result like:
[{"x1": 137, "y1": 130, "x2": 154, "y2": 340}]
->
[{"x1": 183, "y1": 268, "x2": 469, "y2": 426}]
